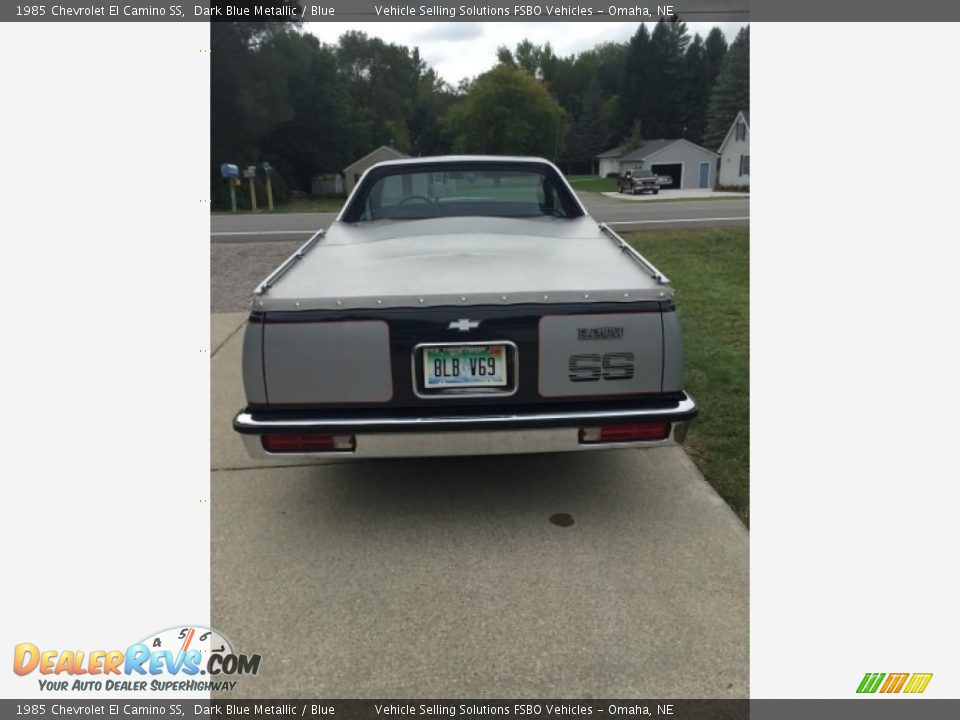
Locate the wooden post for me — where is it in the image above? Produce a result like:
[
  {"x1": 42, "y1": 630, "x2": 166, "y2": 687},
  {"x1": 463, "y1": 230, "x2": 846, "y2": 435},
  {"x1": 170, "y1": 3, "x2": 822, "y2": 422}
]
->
[
  {"x1": 265, "y1": 173, "x2": 274, "y2": 210},
  {"x1": 248, "y1": 175, "x2": 257, "y2": 211}
]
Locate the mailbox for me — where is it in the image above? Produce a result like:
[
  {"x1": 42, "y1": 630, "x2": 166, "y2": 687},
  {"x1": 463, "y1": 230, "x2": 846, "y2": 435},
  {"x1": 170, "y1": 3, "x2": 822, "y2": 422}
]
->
[
  {"x1": 242, "y1": 166, "x2": 257, "y2": 179},
  {"x1": 220, "y1": 163, "x2": 239, "y2": 179}
]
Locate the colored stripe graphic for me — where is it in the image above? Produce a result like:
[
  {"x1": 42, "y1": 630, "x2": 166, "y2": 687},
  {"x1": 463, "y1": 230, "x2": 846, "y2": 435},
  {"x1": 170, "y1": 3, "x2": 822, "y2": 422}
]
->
[
  {"x1": 857, "y1": 672, "x2": 933, "y2": 694},
  {"x1": 879, "y1": 673, "x2": 909, "y2": 693},
  {"x1": 903, "y1": 673, "x2": 933, "y2": 694},
  {"x1": 857, "y1": 673, "x2": 885, "y2": 693}
]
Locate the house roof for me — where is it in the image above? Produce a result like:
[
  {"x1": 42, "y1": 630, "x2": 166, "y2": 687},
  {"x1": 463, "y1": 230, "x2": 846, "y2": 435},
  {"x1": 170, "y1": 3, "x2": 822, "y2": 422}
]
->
[
  {"x1": 343, "y1": 145, "x2": 408, "y2": 174},
  {"x1": 600, "y1": 137, "x2": 719, "y2": 162},
  {"x1": 596, "y1": 145, "x2": 625, "y2": 158},
  {"x1": 619, "y1": 139, "x2": 681, "y2": 162},
  {"x1": 718, "y1": 110, "x2": 750, "y2": 154}
]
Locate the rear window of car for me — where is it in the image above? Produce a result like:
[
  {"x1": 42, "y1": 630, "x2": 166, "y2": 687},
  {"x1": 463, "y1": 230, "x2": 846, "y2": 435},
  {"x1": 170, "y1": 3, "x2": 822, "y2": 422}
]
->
[{"x1": 343, "y1": 165, "x2": 583, "y2": 222}]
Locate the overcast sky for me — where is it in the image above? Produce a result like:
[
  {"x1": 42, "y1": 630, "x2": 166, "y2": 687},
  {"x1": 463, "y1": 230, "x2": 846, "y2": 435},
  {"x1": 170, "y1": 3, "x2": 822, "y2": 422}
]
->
[{"x1": 305, "y1": 22, "x2": 747, "y2": 86}]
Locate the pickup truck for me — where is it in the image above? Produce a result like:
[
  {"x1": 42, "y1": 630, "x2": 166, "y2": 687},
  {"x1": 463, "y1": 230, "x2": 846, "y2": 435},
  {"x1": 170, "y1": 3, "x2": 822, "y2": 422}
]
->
[
  {"x1": 234, "y1": 156, "x2": 697, "y2": 460},
  {"x1": 617, "y1": 170, "x2": 662, "y2": 195}
]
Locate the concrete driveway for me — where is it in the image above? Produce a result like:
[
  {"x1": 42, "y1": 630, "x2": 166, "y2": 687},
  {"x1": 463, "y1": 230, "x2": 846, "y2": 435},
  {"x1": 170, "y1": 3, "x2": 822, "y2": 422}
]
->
[{"x1": 211, "y1": 313, "x2": 748, "y2": 698}]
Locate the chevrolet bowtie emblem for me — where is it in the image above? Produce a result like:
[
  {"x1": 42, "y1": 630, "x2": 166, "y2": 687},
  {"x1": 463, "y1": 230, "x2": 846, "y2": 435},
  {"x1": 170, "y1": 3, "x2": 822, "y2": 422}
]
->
[{"x1": 449, "y1": 319, "x2": 480, "y2": 332}]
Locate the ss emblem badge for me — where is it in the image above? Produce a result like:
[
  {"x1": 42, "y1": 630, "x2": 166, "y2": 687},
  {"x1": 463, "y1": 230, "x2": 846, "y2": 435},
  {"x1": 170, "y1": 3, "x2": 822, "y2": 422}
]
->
[{"x1": 568, "y1": 352, "x2": 635, "y2": 382}]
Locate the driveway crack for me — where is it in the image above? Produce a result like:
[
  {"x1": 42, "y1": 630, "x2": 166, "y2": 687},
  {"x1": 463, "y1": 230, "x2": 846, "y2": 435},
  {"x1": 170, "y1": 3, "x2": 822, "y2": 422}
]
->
[{"x1": 212, "y1": 317, "x2": 247, "y2": 358}]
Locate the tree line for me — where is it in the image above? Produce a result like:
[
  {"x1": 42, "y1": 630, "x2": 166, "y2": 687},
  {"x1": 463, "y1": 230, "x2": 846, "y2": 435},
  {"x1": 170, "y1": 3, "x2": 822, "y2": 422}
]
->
[{"x1": 211, "y1": 15, "x2": 749, "y2": 206}]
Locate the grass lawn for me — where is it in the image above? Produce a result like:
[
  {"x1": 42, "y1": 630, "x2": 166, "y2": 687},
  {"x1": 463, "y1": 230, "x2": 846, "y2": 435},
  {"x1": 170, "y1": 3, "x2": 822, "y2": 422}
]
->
[
  {"x1": 566, "y1": 174, "x2": 618, "y2": 193},
  {"x1": 624, "y1": 227, "x2": 749, "y2": 525},
  {"x1": 212, "y1": 196, "x2": 345, "y2": 214}
]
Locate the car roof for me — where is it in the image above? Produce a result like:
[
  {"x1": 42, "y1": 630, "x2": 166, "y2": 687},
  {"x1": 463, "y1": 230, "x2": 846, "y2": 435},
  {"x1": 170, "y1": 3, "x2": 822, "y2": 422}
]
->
[{"x1": 366, "y1": 155, "x2": 556, "y2": 169}]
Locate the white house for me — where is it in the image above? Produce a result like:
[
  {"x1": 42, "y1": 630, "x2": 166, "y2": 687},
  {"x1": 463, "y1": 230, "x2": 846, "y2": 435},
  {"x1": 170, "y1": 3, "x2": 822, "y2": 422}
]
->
[
  {"x1": 596, "y1": 138, "x2": 718, "y2": 190},
  {"x1": 342, "y1": 145, "x2": 408, "y2": 195},
  {"x1": 310, "y1": 173, "x2": 343, "y2": 196},
  {"x1": 717, "y1": 110, "x2": 749, "y2": 189},
  {"x1": 597, "y1": 146, "x2": 624, "y2": 177}
]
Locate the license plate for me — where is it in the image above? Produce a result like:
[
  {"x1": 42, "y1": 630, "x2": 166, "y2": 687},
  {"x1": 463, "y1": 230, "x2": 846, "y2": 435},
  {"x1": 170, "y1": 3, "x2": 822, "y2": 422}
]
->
[{"x1": 423, "y1": 345, "x2": 507, "y2": 388}]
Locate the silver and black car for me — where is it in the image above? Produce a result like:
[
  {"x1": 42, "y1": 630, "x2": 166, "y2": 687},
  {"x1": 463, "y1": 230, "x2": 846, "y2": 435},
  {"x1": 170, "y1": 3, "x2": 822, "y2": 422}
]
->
[{"x1": 234, "y1": 156, "x2": 697, "y2": 459}]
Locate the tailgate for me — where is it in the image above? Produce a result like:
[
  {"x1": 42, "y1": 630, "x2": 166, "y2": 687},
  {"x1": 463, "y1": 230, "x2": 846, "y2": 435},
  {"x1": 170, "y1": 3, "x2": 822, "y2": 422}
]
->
[{"x1": 244, "y1": 302, "x2": 683, "y2": 409}]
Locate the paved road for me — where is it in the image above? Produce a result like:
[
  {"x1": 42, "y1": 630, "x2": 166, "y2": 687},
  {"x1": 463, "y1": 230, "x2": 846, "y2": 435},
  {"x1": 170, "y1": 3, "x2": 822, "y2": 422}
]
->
[
  {"x1": 583, "y1": 194, "x2": 748, "y2": 230},
  {"x1": 210, "y1": 193, "x2": 748, "y2": 242},
  {"x1": 211, "y1": 313, "x2": 748, "y2": 698}
]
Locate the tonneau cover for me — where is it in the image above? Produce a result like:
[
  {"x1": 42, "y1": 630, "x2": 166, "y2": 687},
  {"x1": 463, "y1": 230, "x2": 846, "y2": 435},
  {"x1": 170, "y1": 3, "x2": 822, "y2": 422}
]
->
[{"x1": 253, "y1": 216, "x2": 670, "y2": 312}]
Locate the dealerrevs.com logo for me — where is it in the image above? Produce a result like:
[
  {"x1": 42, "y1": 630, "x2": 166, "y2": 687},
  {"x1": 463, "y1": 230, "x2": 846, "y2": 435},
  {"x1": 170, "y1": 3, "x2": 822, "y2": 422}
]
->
[
  {"x1": 13, "y1": 626, "x2": 260, "y2": 692},
  {"x1": 857, "y1": 672, "x2": 933, "y2": 694}
]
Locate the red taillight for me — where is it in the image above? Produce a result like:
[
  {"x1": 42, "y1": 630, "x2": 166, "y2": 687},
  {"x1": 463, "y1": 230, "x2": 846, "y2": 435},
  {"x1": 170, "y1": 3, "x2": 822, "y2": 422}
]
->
[
  {"x1": 261, "y1": 433, "x2": 356, "y2": 453},
  {"x1": 579, "y1": 422, "x2": 671, "y2": 444}
]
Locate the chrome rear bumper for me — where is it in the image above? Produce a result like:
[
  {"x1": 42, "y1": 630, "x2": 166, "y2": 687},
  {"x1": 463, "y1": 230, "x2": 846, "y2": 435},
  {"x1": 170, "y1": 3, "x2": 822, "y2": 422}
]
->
[{"x1": 234, "y1": 394, "x2": 697, "y2": 460}]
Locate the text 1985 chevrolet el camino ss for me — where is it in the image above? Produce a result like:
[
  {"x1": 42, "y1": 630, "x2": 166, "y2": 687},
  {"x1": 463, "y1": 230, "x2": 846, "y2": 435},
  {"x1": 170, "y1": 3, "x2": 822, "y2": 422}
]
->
[{"x1": 234, "y1": 156, "x2": 697, "y2": 459}]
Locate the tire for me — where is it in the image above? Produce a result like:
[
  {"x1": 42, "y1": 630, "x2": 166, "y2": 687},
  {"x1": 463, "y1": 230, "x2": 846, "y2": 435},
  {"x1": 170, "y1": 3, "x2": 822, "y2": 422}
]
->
[{"x1": 653, "y1": 189, "x2": 659, "y2": 195}]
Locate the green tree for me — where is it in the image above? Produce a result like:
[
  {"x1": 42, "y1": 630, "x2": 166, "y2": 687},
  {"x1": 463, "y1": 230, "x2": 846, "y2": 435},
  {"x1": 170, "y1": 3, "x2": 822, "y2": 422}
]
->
[
  {"x1": 264, "y1": 36, "x2": 354, "y2": 192},
  {"x1": 210, "y1": 17, "x2": 743, "y2": 204},
  {"x1": 443, "y1": 65, "x2": 567, "y2": 159},
  {"x1": 543, "y1": 42, "x2": 625, "y2": 133},
  {"x1": 495, "y1": 44, "x2": 515, "y2": 67},
  {"x1": 210, "y1": 14, "x2": 307, "y2": 206},
  {"x1": 703, "y1": 26, "x2": 749, "y2": 150},
  {"x1": 336, "y1": 31, "x2": 423, "y2": 153},
  {"x1": 622, "y1": 119, "x2": 645, "y2": 153},
  {"x1": 619, "y1": 24, "x2": 652, "y2": 143},
  {"x1": 621, "y1": 20, "x2": 693, "y2": 140},
  {"x1": 496, "y1": 40, "x2": 555, "y2": 79},
  {"x1": 210, "y1": 16, "x2": 303, "y2": 170},
  {"x1": 599, "y1": 95, "x2": 623, "y2": 150},
  {"x1": 410, "y1": 70, "x2": 459, "y2": 156},
  {"x1": 646, "y1": 18, "x2": 691, "y2": 138},
  {"x1": 680, "y1": 33, "x2": 709, "y2": 143},
  {"x1": 565, "y1": 75, "x2": 609, "y2": 172},
  {"x1": 559, "y1": 43, "x2": 627, "y2": 156},
  {"x1": 704, "y1": 26, "x2": 728, "y2": 87}
]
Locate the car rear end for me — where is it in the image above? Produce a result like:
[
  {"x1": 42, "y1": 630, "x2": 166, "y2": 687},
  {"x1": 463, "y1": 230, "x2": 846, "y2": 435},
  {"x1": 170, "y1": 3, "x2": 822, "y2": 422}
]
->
[
  {"x1": 235, "y1": 295, "x2": 695, "y2": 460},
  {"x1": 233, "y1": 157, "x2": 696, "y2": 459}
]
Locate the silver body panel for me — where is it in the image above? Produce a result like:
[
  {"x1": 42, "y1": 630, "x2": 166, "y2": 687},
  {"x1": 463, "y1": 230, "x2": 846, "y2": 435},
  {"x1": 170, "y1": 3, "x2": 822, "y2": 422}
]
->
[
  {"x1": 538, "y1": 312, "x2": 664, "y2": 397},
  {"x1": 661, "y1": 310, "x2": 686, "y2": 393},
  {"x1": 262, "y1": 320, "x2": 393, "y2": 404},
  {"x1": 240, "y1": 320, "x2": 267, "y2": 405}
]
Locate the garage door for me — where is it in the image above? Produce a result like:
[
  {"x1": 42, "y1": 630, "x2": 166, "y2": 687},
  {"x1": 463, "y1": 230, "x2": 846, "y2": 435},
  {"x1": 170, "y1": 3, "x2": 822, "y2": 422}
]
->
[{"x1": 650, "y1": 163, "x2": 682, "y2": 189}]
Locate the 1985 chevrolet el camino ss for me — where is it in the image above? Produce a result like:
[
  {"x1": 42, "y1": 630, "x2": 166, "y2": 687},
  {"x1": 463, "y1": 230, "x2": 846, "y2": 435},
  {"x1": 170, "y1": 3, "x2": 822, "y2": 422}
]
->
[{"x1": 234, "y1": 156, "x2": 697, "y2": 459}]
